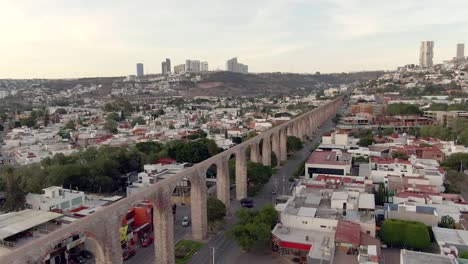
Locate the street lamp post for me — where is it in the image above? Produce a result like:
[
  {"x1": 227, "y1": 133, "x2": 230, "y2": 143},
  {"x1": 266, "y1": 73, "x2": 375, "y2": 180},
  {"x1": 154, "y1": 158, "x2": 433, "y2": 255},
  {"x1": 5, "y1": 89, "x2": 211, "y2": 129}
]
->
[{"x1": 212, "y1": 247, "x2": 215, "y2": 264}]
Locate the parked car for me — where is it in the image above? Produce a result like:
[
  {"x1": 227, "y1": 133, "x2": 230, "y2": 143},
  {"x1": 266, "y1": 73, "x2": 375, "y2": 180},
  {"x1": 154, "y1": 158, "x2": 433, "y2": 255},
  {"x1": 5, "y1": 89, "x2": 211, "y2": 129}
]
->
[
  {"x1": 271, "y1": 189, "x2": 277, "y2": 195},
  {"x1": 140, "y1": 236, "x2": 154, "y2": 247},
  {"x1": 80, "y1": 250, "x2": 93, "y2": 260},
  {"x1": 122, "y1": 249, "x2": 136, "y2": 261},
  {"x1": 240, "y1": 198, "x2": 254, "y2": 208},
  {"x1": 70, "y1": 255, "x2": 86, "y2": 264},
  {"x1": 182, "y1": 216, "x2": 190, "y2": 227}
]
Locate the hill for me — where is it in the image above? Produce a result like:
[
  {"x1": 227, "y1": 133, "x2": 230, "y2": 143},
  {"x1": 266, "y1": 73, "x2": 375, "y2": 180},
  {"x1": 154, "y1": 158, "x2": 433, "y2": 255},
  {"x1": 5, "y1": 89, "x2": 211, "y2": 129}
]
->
[{"x1": 180, "y1": 71, "x2": 383, "y2": 97}]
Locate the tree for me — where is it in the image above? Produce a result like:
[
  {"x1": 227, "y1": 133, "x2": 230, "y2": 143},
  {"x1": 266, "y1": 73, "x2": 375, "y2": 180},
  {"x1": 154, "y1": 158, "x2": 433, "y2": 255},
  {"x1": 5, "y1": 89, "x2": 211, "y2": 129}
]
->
[
  {"x1": 439, "y1": 215, "x2": 456, "y2": 229},
  {"x1": 0, "y1": 167, "x2": 26, "y2": 212},
  {"x1": 381, "y1": 219, "x2": 430, "y2": 249},
  {"x1": 207, "y1": 198, "x2": 226, "y2": 223},
  {"x1": 382, "y1": 128, "x2": 394, "y2": 136},
  {"x1": 387, "y1": 103, "x2": 422, "y2": 116},
  {"x1": 228, "y1": 204, "x2": 278, "y2": 250},
  {"x1": 44, "y1": 109, "x2": 49, "y2": 127},
  {"x1": 392, "y1": 151, "x2": 408, "y2": 160},
  {"x1": 442, "y1": 153, "x2": 468, "y2": 171},
  {"x1": 106, "y1": 112, "x2": 120, "y2": 122},
  {"x1": 55, "y1": 108, "x2": 67, "y2": 115},
  {"x1": 287, "y1": 136, "x2": 303, "y2": 152},
  {"x1": 131, "y1": 116, "x2": 145, "y2": 127},
  {"x1": 104, "y1": 119, "x2": 118, "y2": 134},
  {"x1": 358, "y1": 136, "x2": 375, "y2": 147},
  {"x1": 63, "y1": 120, "x2": 76, "y2": 130},
  {"x1": 419, "y1": 125, "x2": 451, "y2": 140}
]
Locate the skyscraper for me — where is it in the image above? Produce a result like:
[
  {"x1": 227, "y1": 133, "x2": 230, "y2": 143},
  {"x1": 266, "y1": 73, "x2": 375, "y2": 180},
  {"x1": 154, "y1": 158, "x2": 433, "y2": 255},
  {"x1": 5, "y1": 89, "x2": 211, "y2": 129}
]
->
[
  {"x1": 201, "y1": 61, "x2": 209, "y2": 72},
  {"x1": 165, "y1": 58, "x2": 171, "y2": 73},
  {"x1": 161, "y1": 61, "x2": 167, "y2": 75},
  {"x1": 136, "y1": 63, "x2": 144, "y2": 77},
  {"x1": 174, "y1": 64, "x2": 185, "y2": 74},
  {"x1": 226, "y1": 57, "x2": 248, "y2": 73},
  {"x1": 226, "y1": 57, "x2": 238, "y2": 72},
  {"x1": 457, "y1": 43, "x2": 465, "y2": 59},
  {"x1": 419, "y1": 41, "x2": 434, "y2": 68},
  {"x1": 185, "y1": 60, "x2": 200, "y2": 72}
]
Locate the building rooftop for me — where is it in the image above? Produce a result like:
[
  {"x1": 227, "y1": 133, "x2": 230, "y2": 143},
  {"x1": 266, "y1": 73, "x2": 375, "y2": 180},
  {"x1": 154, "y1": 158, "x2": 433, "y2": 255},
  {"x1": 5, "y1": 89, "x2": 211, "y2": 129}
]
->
[
  {"x1": 400, "y1": 249, "x2": 457, "y2": 264},
  {"x1": 335, "y1": 221, "x2": 360, "y2": 245},
  {"x1": 432, "y1": 226, "x2": 468, "y2": 247},
  {"x1": 0, "y1": 209, "x2": 62, "y2": 240},
  {"x1": 306, "y1": 150, "x2": 349, "y2": 166}
]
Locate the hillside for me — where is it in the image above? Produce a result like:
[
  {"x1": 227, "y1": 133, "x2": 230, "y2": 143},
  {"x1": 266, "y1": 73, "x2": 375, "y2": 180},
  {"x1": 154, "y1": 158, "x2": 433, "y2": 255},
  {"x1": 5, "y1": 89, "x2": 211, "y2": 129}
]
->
[{"x1": 180, "y1": 71, "x2": 383, "y2": 97}]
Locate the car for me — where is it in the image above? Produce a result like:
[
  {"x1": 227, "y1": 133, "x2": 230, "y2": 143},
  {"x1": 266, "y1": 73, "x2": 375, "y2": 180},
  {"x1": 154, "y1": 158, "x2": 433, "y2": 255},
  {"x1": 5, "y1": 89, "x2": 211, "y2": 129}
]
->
[
  {"x1": 240, "y1": 198, "x2": 254, "y2": 208},
  {"x1": 271, "y1": 189, "x2": 277, "y2": 195},
  {"x1": 80, "y1": 250, "x2": 93, "y2": 260},
  {"x1": 70, "y1": 255, "x2": 86, "y2": 264},
  {"x1": 182, "y1": 216, "x2": 190, "y2": 227},
  {"x1": 140, "y1": 236, "x2": 154, "y2": 247},
  {"x1": 381, "y1": 244, "x2": 388, "y2": 249},
  {"x1": 122, "y1": 249, "x2": 136, "y2": 261}
]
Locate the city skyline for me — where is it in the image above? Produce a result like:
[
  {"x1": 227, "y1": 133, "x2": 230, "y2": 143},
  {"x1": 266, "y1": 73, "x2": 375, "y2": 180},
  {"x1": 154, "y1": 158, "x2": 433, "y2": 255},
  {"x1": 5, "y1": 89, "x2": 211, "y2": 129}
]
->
[{"x1": 2, "y1": 0, "x2": 468, "y2": 78}]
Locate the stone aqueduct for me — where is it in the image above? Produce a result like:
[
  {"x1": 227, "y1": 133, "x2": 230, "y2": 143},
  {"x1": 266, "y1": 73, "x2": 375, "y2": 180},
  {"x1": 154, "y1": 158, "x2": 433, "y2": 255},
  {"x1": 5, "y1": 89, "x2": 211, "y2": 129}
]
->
[{"x1": 1, "y1": 97, "x2": 343, "y2": 264}]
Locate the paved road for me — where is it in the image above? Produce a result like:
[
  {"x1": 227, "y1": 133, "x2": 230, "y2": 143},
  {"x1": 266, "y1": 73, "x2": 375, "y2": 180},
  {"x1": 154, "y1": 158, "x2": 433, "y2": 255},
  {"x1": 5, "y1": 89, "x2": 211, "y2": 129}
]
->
[
  {"x1": 189, "y1": 118, "x2": 337, "y2": 264},
  {"x1": 123, "y1": 106, "x2": 342, "y2": 264}
]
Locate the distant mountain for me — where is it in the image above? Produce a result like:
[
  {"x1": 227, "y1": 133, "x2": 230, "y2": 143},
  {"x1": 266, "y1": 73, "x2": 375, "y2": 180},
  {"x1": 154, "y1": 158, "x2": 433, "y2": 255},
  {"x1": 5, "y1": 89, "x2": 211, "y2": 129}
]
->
[{"x1": 180, "y1": 71, "x2": 384, "y2": 97}]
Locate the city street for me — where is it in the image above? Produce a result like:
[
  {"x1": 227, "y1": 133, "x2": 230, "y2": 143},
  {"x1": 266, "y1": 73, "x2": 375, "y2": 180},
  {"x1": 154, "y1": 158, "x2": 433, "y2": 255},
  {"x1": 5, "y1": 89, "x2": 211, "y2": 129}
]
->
[
  {"x1": 123, "y1": 112, "x2": 339, "y2": 264},
  {"x1": 189, "y1": 117, "x2": 336, "y2": 264}
]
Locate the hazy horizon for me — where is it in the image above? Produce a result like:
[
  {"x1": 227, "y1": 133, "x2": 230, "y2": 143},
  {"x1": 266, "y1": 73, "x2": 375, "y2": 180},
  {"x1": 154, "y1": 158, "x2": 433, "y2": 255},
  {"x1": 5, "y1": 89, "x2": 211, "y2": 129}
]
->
[{"x1": 2, "y1": 0, "x2": 468, "y2": 79}]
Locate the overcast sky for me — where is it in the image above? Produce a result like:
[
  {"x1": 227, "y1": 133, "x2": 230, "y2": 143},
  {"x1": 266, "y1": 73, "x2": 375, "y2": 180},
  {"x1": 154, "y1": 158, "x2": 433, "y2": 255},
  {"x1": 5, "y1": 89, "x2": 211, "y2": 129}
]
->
[{"x1": 1, "y1": 0, "x2": 468, "y2": 78}]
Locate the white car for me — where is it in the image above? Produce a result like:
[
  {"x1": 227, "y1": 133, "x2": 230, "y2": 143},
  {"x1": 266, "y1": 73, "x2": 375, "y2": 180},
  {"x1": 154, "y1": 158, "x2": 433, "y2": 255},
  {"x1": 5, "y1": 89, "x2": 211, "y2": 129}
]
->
[{"x1": 182, "y1": 216, "x2": 190, "y2": 227}]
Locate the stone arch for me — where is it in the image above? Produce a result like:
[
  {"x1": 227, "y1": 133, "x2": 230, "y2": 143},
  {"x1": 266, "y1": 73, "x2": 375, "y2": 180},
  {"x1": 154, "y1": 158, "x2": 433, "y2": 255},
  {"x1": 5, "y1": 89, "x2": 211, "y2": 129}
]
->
[{"x1": 40, "y1": 231, "x2": 106, "y2": 264}]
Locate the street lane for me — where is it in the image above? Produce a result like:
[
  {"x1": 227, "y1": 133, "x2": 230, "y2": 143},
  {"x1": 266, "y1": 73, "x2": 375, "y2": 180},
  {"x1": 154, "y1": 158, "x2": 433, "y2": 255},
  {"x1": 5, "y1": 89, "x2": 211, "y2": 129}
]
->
[
  {"x1": 124, "y1": 105, "x2": 343, "y2": 264},
  {"x1": 190, "y1": 117, "x2": 337, "y2": 264}
]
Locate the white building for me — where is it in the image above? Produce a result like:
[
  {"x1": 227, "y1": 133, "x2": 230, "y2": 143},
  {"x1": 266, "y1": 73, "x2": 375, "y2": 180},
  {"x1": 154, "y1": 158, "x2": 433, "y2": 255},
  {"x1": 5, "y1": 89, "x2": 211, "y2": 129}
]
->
[
  {"x1": 26, "y1": 186, "x2": 85, "y2": 212},
  {"x1": 185, "y1": 60, "x2": 200, "y2": 72},
  {"x1": 457, "y1": 43, "x2": 465, "y2": 59},
  {"x1": 201, "y1": 61, "x2": 209, "y2": 72},
  {"x1": 420, "y1": 41, "x2": 434, "y2": 67},
  {"x1": 305, "y1": 150, "x2": 352, "y2": 178}
]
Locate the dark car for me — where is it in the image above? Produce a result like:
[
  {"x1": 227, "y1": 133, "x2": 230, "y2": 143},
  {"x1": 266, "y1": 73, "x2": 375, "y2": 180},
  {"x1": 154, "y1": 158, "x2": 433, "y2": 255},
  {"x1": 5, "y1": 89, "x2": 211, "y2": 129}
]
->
[
  {"x1": 240, "y1": 198, "x2": 254, "y2": 208},
  {"x1": 70, "y1": 255, "x2": 86, "y2": 264},
  {"x1": 80, "y1": 250, "x2": 93, "y2": 260},
  {"x1": 122, "y1": 249, "x2": 136, "y2": 261}
]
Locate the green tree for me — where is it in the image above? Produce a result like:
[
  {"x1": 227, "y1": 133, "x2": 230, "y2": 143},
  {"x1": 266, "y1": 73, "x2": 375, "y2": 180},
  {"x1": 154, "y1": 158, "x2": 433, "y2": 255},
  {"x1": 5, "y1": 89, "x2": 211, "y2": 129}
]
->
[
  {"x1": 55, "y1": 108, "x2": 67, "y2": 115},
  {"x1": 287, "y1": 136, "x2": 303, "y2": 152},
  {"x1": 63, "y1": 120, "x2": 76, "y2": 130},
  {"x1": 419, "y1": 125, "x2": 452, "y2": 140},
  {"x1": 0, "y1": 167, "x2": 26, "y2": 212},
  {"x1": 392, "y1": 151, "x2": 408, "y2": 160},
  {"x1": 358, "y1": 136, "x2": 375, "y2": 147},
  {"x1": 104, "y1": 119, "x2": 118, "y2": 134},
  {"x1": 106, "y1": 112, "x2": 120, "y2": 122},
  {"x1": 131, "y1": 116, "x2": 145, "y2": 126},
  {"x1": 207, "y1": 197, "x2": 226, "y2": 223},
  {"x1": 381, "y1": 219, "x2": 430, "y2": 249},
  {"x1": 387, "y1": 103, "x2": 422, "y2": 115},
  {"x1": 228, "y1": 204, "x2": 278, "y2": 250},
  {"x1": 443, "y1": 153, "x2": 468, "y2": 171},
  {"x1": 382, "y1": 128, "x2": 394, "y2": 136},
  {"x1": 439, "y1": 215, "x2": 456, "y2": 229}
]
